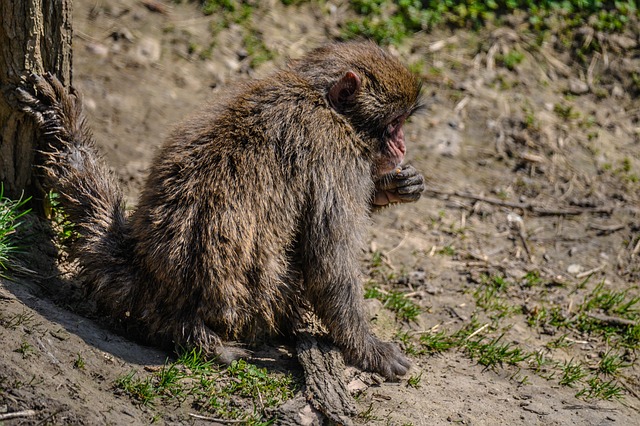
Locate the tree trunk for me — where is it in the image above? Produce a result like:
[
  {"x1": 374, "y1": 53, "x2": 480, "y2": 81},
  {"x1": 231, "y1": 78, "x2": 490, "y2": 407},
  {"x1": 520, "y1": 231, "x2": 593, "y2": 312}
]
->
[{"x1": 0, "y1": 0, "x2": 72, "y2": 199}]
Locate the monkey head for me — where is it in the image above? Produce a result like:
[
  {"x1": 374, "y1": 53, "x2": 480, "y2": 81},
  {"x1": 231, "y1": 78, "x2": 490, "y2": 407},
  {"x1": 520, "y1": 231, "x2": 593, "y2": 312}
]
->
[
  {"x1": 295, "y1": 41, "x2": 423, "y2": 176},
  {"x1": 328, "y1": 71, "x2": 420, "y2": 175}
]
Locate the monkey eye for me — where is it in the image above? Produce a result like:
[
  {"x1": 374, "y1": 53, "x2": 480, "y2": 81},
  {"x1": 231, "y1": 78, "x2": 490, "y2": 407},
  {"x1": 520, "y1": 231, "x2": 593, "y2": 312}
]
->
[{"x1": 387, "y1": 115, "x2": 405, "y2": 133}]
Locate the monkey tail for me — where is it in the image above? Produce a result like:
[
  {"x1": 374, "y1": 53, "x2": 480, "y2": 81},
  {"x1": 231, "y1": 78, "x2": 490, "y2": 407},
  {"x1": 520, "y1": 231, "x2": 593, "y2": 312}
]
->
[{"x1": 17, "y1": 73, "x2": 137, "y2": 317}]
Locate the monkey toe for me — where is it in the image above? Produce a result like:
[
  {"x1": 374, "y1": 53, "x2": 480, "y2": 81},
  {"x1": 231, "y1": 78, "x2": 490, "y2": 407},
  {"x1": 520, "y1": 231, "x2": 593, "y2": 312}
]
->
[
  {"x1": 17, "y1": 78, "x2": 61, "y2": 125},
  {"x1": 396, "y1": 184, "x2": 424, "y2": 201},
  {"x1": 383, "y1": 345, "x2": 411, "y2": 379},
  {"x1": 23, "y1": 73, "x2": 59, "y2": 107},
  {"x1": 18, "y1": 73, "x2": 76, "y2": 118},
  {"x1": 15, "y1": 86, "x2": 52, "y2": 123},
  {"x1": 360, "y1": 337, "x2": 411, "y2": 380}
]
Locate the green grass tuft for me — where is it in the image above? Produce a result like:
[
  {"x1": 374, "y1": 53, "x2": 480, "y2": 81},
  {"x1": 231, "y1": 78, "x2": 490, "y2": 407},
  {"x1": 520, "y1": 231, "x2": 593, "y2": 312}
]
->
[
  {"x1": 576, "y1": 376, "x2": 625, "y2": 400},
  {"x1": 365, "y1": 286, "x2": 421, "y2": 322},
  {"x1": 0, "y1": 184, "x2": 31, "y2": 276},
  {"x1": 342, "y1": 0, "x2": 638, "y2": 45},
  {"x1": 45, "y1": 190, "x2": 77, "y2": 246},
  {"x1": 114, "y1": 348, "x2": 295, "y2": 423},
  {"x1": 558, "y1": 359, "x2": 588, "y2": 387}
]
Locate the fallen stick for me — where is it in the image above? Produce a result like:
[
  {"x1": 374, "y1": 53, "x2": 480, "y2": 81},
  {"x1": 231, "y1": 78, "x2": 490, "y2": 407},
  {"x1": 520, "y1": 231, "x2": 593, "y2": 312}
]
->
[
  {"x1": 188, "y1": 413, "x2": 245, "y2": 423},
  {"x1": 588, "y1": 223, "x2": 626, "y2": 233},
  {"x1": 575, "y1": 264, "x2": 605, "y2": 279},
  {"x1": 0, "y1": 410, "x2": 37, "y2": 421},
  {"x1": 466, "y1": 323, "x2": 489, "y2": 340},
  {"x1": 425, "y1": 188, "x2": 614, "y2": 216},
  {"x1": 587, "y1": 313, "x2": 636, "y2": 327}
]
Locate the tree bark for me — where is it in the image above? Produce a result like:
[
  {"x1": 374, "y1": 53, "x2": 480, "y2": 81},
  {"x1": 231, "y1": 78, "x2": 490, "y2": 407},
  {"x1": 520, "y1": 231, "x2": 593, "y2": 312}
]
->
[
  {"x1": 277, "y1": 314, "x2": 358, "y2": 425},
  {"x1": 296, "y1": 331, "x2": 357, "y2": 425},
  {"x1": 0, "y1": 0, "x2": 72, "y2": 198}
]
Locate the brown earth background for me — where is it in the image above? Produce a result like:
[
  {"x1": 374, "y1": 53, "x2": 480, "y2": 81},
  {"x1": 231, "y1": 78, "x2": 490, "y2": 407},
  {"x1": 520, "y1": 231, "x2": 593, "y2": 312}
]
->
[{"x1": 1, "y1": 0, "x2": 639, "y2": 425}]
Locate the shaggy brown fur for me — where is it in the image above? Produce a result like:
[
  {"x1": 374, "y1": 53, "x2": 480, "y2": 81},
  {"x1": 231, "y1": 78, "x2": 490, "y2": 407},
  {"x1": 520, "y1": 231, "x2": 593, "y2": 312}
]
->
[{"x1": 18, "y1": 41, "x2": 424, "y2": 379}]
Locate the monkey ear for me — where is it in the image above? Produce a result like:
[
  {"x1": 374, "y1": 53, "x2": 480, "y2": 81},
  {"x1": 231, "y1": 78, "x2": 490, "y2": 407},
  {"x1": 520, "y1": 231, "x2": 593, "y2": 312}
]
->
[{"x1": 328, "y1": 71, "x2": 361, "y2": 109}]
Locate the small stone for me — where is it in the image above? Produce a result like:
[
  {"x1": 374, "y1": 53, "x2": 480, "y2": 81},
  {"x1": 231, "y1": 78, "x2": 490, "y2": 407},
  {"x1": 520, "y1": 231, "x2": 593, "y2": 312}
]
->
[
  {"x1": 567, "y1": 264, "x2": 584, "y2": 275},
  {"x1": 49, "y1": 329, "x2": 70, "y2": 340},
  {"x1": 609, "y1": 34, "x2": 637, "y2": 50},
  {"x1": 84, "y1": 97, "x2": 97, "y2": 111},
  {"x1": 85, "y1": 43, "x2": 109, "y2": 57},
  {"x1": 611, "y1": 84, "x2": 624, "y2": 98},
  {"x1": 425, "y1": 284, "x2": 440, "y2": 295},
  {"x1": 134, "y1": 37, "x2": 161, "y2": 64},
  {"x1": 568, "y1": 78, "x2": 589, "y2": 95},
  {"x1": 347, "y1": 378, "x2": 368, "y2": 393},
  {"x1": 110, "y1": 27, "x2": 134, "y2": 42},
  {"x1": 409, "y1": 270, "x2": 426, "y2": 284}
]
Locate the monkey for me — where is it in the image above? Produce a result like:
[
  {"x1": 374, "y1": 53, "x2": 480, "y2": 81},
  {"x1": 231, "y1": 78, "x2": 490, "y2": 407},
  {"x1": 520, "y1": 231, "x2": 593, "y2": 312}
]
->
[{"x1": 17, "y1": 41, "x2": 425, "y2": 379}]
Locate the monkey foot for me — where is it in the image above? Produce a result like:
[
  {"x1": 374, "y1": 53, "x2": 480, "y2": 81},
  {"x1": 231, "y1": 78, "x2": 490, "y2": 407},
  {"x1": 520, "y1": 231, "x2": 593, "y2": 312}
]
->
[
  {"x1": 350, "y1": 336, "x2": 411, "y2": 380},
  {"x1": 16, "y1": 72, "x2": 83, "y2": 151}
]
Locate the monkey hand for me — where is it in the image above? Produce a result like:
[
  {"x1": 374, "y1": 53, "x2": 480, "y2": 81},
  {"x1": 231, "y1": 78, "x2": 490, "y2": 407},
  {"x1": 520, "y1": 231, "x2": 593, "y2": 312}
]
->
[
  {"x1": 373, "y1": 164, "x2": 425, "y2": 208},
  {"x1": 16, "y1": 72, "x2": 82, "y2": 150},
  {"x1": 355, "y1": 335, "x2": 411, "y2": 380}
]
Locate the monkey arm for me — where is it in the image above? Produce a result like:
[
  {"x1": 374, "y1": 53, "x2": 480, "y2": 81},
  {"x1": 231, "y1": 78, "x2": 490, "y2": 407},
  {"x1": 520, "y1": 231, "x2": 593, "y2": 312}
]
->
[
  {"x1": 372, "y1": 164, "x2": 425, "y2": 209},
  {"x1": 301, "y1": 175, "x2": 411, "y2": 379}
]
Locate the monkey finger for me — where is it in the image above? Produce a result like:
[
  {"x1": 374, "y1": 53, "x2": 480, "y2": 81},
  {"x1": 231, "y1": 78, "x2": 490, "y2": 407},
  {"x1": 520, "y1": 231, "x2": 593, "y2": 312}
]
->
[
  {"x1": 376, "y1": 174, "x2": 423, "y2": 192},
  {"x1": 396, "y1": 164, "x2": 421, "y2": 179},
  {"x1": 15, "y1": 86, "x2": 37, "y2": 106},
  {"x1": 396, "y1": 179, "x2": 425, "y2": 192},
  {"x1": 365, "y1": 338, "x2": 412, "y2": 379},
  {"x1": 396, "y1": 193, "x2": 422, "y2": 204},
  {"x1": 397, "y1": 175, "x2": 425, "y2": 189},
  {"x1": 397, "y1": 183, "x2": 425, "y2": 196}
]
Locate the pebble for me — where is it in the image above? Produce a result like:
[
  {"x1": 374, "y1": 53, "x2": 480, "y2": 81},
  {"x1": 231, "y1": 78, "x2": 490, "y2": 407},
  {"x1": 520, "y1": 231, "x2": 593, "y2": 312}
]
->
[
  {"x1": 409, "y1": 270, "x2": 426, "y2": 284},
  {"x1": 110, "y1": 27, "x2": 134, "y2": 42},
  {"x1": 568, "y1": 78, "x2": 589, "y2": 95},
  {"x1": 425, "y1": 284, "x2": 440, "y2": 295},
  {"x1": 609, "y1": 34, "x2": 637, "y2": 50},
  {"x1": 134, "y1": 37, "x2": 161, "y2": 64},
  {"x1": 611, "y1": 84, "x2": 625, "y2": 98},
  {"x1": 85, "y1": 42, "x2": 109, "y2": 57},
  {"x1": 347, "y1": 378, "x2": 368, "y2": 393},
  {"x1": 567, "y1": 264, "x2": 584, "y2": 275}
]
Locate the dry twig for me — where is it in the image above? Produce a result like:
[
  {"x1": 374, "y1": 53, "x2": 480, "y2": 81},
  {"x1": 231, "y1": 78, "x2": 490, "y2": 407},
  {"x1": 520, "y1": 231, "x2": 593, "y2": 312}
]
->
[
  {"x1": 188, "y1": 413, "x2": 246, "y2": 423},
  {"x1": 588, "y1": 223, "x2": 626, "y2": 234},
  {"x1": 575, "y1": 264, "x2": 605, "y2": 279},
  {"x1": 425, "y1": 188, "x2": 613, "y2": 216},
  {"x1": 587, "y1": 313, "x2": 636, "y2": 327},
  {"x1": 0, "y1": 410, "x2": 37, "y2": 421},
  {"x1": 142, "y1": 1, "x2": 169, "y2": 15}
]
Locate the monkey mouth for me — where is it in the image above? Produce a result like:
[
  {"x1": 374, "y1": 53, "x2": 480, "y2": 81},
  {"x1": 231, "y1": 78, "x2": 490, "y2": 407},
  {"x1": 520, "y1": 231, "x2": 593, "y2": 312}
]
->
[
  {"x1": 378, "y1": 126, "x2": 405, "y2": 174},
  {"x1": 376, "y1": 156, "x2": 403, "y2": 175}
]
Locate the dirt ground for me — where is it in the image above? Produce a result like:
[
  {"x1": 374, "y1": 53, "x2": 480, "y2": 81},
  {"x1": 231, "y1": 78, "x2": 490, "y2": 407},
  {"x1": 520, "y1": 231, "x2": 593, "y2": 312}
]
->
[{"x1": 1, "y1": 0, "x2": 639, "y2": 424}]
